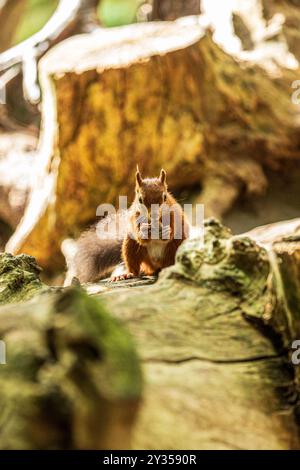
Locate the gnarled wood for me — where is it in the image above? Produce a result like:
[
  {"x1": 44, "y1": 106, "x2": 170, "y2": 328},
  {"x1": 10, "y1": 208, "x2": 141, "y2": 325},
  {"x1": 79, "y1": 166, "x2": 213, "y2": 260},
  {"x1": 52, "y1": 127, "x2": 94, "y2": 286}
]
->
[
  {"x1": 1, "y1": 218, "x2": 300, "y2": 449},
  {"x1": 0, "y1": 0, "x2": 101, "y2": 108},
  {"x1": 76, "y1": 217, "x2": 300, "y2": 449},
  {"x1": 96, "y1": 219, "x2": 300, "y2": 449}
]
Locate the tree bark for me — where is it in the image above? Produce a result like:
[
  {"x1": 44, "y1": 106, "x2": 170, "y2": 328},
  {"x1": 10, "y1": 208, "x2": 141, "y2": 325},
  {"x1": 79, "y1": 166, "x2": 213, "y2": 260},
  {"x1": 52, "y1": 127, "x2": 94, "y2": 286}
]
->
[
  {"x1": 151, "y1": 0, "x2": 201, "y2": 20},
  {"x1": 95, "y1": 218, "x2": 300, "y2": 449},
  {"x1": 0, "y1": 131, "x2": 36, "y2": 237},
  {"x1": 1, "y1": 218, "x2": 300, "y2": 449},
  {"x1": 77, "y1": 0, "x2": 101, "y2": 32}
]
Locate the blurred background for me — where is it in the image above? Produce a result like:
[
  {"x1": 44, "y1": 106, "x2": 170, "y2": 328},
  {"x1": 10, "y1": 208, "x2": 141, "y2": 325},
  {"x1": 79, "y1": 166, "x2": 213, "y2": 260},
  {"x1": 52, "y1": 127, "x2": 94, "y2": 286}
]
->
[{"x1": 0, "y1": 0, "x2": 300, "y2": 283}]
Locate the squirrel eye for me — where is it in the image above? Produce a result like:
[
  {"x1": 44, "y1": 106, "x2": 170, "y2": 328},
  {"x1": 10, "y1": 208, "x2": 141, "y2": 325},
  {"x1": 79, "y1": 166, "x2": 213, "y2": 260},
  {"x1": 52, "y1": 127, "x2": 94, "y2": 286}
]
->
[
  {"x1": 139, "y1": 196, "x2": 143, "y2": 204},
  {"x1": 163, "y1": 193, "x2": 167, "y2": 202}
]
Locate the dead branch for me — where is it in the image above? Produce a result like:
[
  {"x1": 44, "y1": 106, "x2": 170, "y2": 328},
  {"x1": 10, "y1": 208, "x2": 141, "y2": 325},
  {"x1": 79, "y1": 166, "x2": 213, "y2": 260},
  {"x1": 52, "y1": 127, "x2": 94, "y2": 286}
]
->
[{"x1": 0, "y1": 0, "x2": 101, "y2": 105}]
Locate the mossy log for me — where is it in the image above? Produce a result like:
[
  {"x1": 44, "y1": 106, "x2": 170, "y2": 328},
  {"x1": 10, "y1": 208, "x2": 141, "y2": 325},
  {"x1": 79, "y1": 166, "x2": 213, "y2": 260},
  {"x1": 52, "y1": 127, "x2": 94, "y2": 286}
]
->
[
  {"x1": 6, "y1": 15, "x2": 300, "y2": 272},
  {"x1": 94, "y1": 218, "x2": 300, "y2": 450},
  {"x1": 0, "y1": 0, "x2": 27, "y2": 53},
  {"x1": 1, "y1": 218, "x2": 300, "y2": 449},
  {"x1": 0, "y1": 287, "x2": 142, "y2": 449}
]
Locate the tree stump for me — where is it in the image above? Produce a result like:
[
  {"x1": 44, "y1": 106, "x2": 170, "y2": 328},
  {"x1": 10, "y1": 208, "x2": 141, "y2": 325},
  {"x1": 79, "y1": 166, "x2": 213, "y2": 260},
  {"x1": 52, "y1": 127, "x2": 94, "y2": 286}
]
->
[{"x1": 6, "y1": 16, "x2": 300, "y2": 272}]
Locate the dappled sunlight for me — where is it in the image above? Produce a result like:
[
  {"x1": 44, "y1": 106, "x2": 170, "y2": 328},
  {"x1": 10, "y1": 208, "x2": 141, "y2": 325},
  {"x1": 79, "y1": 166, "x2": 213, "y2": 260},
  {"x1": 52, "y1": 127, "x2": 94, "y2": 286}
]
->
[{"x1": 0, "y1": 0, "x2": 300, "y2": 454}]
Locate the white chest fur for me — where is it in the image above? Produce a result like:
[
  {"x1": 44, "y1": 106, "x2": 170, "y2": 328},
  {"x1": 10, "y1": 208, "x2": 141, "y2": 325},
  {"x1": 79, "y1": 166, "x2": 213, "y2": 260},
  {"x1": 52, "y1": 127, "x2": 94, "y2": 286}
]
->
[{"x1": 147, "y1": 242, "x2": 166, "y2": 266}]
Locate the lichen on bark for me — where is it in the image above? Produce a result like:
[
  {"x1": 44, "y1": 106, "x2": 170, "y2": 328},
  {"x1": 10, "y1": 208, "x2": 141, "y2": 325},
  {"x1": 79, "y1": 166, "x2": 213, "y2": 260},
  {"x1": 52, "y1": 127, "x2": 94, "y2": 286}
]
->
[
  {"x1": 96, "y1": 218, "x2": 300, "y2": 449},
  {"x1": 0, "y1": 252, "x2": 44, "y2": 304}
]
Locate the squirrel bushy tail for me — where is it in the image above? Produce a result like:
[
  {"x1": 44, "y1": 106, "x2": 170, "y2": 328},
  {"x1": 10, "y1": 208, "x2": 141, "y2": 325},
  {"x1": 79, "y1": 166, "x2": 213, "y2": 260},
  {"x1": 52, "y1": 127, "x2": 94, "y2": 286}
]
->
[
  {"x1": 74, "y1": 227, "x2": 123, "y2": 283},
  {"x1": 73, "y1": 211, "x2": 129, "y2": 283}
]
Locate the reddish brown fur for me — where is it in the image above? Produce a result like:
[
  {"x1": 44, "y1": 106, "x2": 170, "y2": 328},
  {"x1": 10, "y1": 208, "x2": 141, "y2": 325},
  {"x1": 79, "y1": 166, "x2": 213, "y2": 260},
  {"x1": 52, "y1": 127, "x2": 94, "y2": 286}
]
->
[
  {"x1": 116, "y1": 168, "x2": 189, "y2": 280},
  {"x1": 74, "y1": 168, "x2": 189, "y2": 283}
]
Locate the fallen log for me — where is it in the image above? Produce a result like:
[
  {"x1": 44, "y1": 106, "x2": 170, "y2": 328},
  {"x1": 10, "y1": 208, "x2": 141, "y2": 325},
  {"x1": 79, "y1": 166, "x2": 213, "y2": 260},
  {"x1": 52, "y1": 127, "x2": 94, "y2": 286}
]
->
[
  {"x1": 97, "y1": 218, "x2": 300, "y2": 449},
  {"x1": 6, "y1": 15, "x2": 300, "y2": 272},
  {"x1": 0, "y1": 257, "x2": 142, "y2": 449},
  {"x1": 1, "y1": 218, "x2": 300, "y2": 449}
]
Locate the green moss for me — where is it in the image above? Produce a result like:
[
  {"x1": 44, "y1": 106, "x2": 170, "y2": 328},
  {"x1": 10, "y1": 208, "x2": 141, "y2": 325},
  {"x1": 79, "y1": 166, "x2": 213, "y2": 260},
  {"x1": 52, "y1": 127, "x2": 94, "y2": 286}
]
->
[
  {"x1": 53, "y1": 288, "x2": 143, "y2": 400},
  {"x1": 0, "y1": 287, "x2": 142, "y2": 449},
  {"x1": 0, "y1": 253, "x2": 45, "y2": 304},
  {"x1": 164, "y1": 218, "x2": 270, "y2": 320}
]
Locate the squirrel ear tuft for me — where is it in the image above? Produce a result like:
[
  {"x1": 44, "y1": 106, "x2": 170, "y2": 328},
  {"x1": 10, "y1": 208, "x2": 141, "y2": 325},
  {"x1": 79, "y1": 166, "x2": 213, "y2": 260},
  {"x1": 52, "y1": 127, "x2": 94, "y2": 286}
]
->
[
  {"x1": 136, "y1": 165, "x2": 142, "y2": 187},
  {"x1": 160, "y1": 169, "x2": 167, "y2": 185}
]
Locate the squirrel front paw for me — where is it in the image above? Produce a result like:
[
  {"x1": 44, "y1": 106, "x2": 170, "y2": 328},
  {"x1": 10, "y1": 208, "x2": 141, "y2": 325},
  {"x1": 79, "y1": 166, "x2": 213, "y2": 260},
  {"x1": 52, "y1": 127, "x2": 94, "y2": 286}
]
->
[
  {"x1": 110, "y1": 273, "x2": 135, "y2": 282},
  {"x1": 139, "y1": 223, "x2": 151, "y2": 242},
  {"x1": 160, "y1": 224, "x2": 171, "y2": 241}
]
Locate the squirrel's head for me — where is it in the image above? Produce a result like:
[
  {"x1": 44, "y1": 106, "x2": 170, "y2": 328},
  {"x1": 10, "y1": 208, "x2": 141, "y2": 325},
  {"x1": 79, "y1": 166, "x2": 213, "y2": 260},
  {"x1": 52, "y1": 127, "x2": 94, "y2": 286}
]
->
[{"x1": 135, "y1": 166, "x2": 168, "y2": 209}]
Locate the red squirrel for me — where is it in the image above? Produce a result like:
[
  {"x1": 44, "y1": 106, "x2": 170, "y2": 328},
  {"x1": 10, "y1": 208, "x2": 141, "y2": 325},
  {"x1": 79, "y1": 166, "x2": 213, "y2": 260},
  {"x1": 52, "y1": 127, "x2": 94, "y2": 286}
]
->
[{"x1": 73, "y1": 168, "x2": 189, "y2": 283}]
